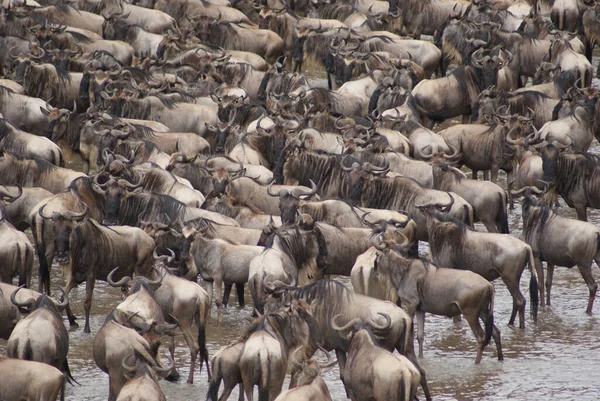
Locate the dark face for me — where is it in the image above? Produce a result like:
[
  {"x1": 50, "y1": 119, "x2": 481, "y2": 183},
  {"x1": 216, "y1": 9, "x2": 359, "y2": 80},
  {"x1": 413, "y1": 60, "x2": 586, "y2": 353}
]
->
[
  {"x1": 217, "y1": 102, "x2": 233, "y2": 123},
  {"x1": 103, "y1": 181, "x2": 127, "y2": 225},
  {"x1": 13, "y1": 58, "x2": 31, "y2": 83},
  {"x1": 279, "y1": 194, "x2": 300, "y2": 225},
  {"x1": 52, "y1": 217, "x2": 73, "y2": 264},
  {"x1": 540, "y1": 144, "x2": 560, "y2": 184},
  {"x1": 480, "y1": 57, "x2": 501, "y2": 89},
  {"x1": 215, "y1": 127, "x2": 229, "y2": 153},
  {"x1": 97, "y1": 133, "x2": 118, "y2": 167}
]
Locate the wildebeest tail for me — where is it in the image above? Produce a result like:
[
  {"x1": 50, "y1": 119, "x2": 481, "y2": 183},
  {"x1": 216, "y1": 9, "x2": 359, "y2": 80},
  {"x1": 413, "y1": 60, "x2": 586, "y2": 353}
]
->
[
  {"x1": 526, "y1": 245, "x2": 539, "y2": 322},
  {"x1": 249, "y1": 273, "x2": 263, "y2": 315},
  {"x1": 198, "y1": 296, "x2": 211, "y2": 380},
  {"x1": 463, "y1": 204, "x2": 473, "y2": 227},
  {"x1": 63, "y1": 359, "x2": 79, "y2": 385},
  {"x1": 497, "y1": 192, "x2": 509, "y2": 234},
  {"x1": 206, "y1": 357, "x2": 222, "y2": 401},
  {"x1": 258, "y1": 349, "x2": 270, "y2": 401},
  {"x1": 484, "y1": 285, "x2": 495, "y2": 347},
  {"x1": 31, "y1": 215, "x2": 50, "y2": 294}
]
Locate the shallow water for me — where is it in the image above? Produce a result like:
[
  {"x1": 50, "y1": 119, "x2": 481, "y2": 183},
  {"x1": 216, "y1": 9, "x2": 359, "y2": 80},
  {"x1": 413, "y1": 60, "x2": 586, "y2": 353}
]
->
[{"x1": 2, "y1": 52, "x2": 600, "y2": 401}]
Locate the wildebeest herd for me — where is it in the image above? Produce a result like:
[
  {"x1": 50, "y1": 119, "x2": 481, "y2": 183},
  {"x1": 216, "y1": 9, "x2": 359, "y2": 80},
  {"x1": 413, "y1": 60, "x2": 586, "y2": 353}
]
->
[{"x1": 0, "y1": 0, "x2": 600, "y2": 399}]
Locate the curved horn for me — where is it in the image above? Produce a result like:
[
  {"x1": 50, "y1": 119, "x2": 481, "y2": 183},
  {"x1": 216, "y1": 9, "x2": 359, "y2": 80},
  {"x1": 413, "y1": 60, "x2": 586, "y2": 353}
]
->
[
  {"x1": 54, "y1": 286, "x2": 69, "y2": 311},
  {"x1": 267, "y1": 180, "x2": 288, "y2": 197},
  {"x1": 372, "y1": 232, "x2": 388, "y2": 251},
  {"x1": 340, "y1": 155, "x2": 355, "y2": 171},
  {"x1": 0, "y1": 184, "x2": 23, "y2": 202},
  {"x1": 10, "y1": 285, "x2": 35, "y2": 309},
  {"x1": 290, "y1": 179, "x2": 318, "y2": 198},
  {"x1": 107, "y1": 267, "x2": 132, "y2": 287},
  {"x1": 38, "y1": 203, "x2": 57, "y2": 220},
  {"x1": 443, "y1": 144, "x2": 461, "y2": 161},
  {"x1": 331, "y1": 314, "x2": 362, "y2": 332},
  {"x1": 366, "y1": 312, "x2": 392, "y2": 331}
]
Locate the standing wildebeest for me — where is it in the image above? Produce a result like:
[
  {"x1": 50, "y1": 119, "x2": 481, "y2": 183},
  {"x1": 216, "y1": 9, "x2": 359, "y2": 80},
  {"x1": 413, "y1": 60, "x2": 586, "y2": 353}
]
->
[
  {"x1": 93, "y1": 310, "x2": 166, "y2": 401},
  {"x1": 239, "y1": 300, "x2": 320, "y2": 401},
  {"x1": 8, "y1": 286, "x2": 73, "y2": 389},
  {"x1": 419, "y1": 196, "x2": 539, "y2": 329},
  {"x1": 117, "y1": 356, "x2": 173, "y2": 401},
  {"x1": 40, "y1": 203, "x2": 156, "y2": 333},
  {"x1": 410, "y1": 49, "x2": 504, "y2": 127},
  {"x1": 190, "y1": 14, "x2": 284, "y2": 64},
  {"x1": 0, "y1": 204, "x2": 34, "y2": 287},
  {"x1": 360, "y1": 176, "x2": 473, "y2": 241},
  {"x1": 207, "y1": 340, "x2": 245, "y2": 401},
  {"x1": 0, "y1": 118, "x2": 64, "y2": 166},
  {"x1": 331, "y1": 314, "x2": 421, "y2": 401},
  {"x1": 184, "y1": 225, "x2": 265, "y2": 324},
  {"x1": 273, "y1": 347, "x2": 336, "y2": 401},
  {"x1": 540, "y1": 144, "x2": 600, "y2": 221},
  {"x1": 438, "y1": 117, "x2": 530, "y2": 182},
  {"x1": 431, "y1": 161, "x2": 509, "y2": 233},
  {"x1": 0, "y1": 358, "x2": 65, "y2": 401},
  {"x1": 265, "y1": 280, "x2": 431, "y2": 401},
  {"x1": 372, "y1": 234, "x2": 503, "y2": 363},
  {"x1": 513, "y1": 186, "x2": 600, "y2": 314}
]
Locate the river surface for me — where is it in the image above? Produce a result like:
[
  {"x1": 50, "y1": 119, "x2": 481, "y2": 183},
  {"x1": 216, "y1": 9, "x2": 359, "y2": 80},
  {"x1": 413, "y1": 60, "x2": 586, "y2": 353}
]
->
[{"x1": 2, "y1": 64, "x2": 600, "y2": 401}]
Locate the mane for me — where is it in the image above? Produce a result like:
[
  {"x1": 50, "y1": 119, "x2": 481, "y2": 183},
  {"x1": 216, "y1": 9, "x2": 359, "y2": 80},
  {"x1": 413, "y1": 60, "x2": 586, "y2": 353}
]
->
[
  {"x1": 522, "y1": 194, "x2": 556, "y2": 243},
  {"x1": 118, "y1": 193, "x2": 187, "y2": 226},
  {"x1": 554, "y1": 152, "x2": 600, "y2": 197},
  {"x1": 70, "y1": 218, "x2": 116, "y2": 278},
  {"x1": 283, "y1": 149, "x2": 349, "y2": 193},
  {"x1": 285, "y1": 279, "x2": 353, "y2": 306},
  {"x1": 268, "y1": 226, "x2": 317, "y2": 267},
  {"x1": 360, "y1": 176, "x2": 422, "y2": 210},
  {"x1": 220, "y1": 63, "x2": 255, "y2": 85}
]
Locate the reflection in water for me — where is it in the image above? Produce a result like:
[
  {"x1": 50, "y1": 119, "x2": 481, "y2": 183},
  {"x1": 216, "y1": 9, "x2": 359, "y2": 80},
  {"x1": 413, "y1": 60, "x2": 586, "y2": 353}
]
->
[{"x1": 2, "y1": 80, "x2": 600, "y2": 401}]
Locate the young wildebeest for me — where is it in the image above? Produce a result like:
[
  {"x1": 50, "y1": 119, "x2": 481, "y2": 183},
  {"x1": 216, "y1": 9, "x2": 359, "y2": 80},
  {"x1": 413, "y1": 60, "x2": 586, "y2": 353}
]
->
[
  {"x1": 0, "y1": 358, "x2": 65, "y2": 401},
  {"x1": 184, "y1": 224, "x2": 265, "y2": 324},
  {"x1": 207, "y1": 341, "x2": 245, "y2": 401},
  {"x1": 264, "y1": 279, "x2": 431, "y2": 401},
  {"x1": 513, "y1": 186, "x2": 600, "y2": 314},
  {"x1": 420, "y1": 195, "x2": 539, "y2": 329},
  {"x1": 117, "y1": 355, "x2": 173, "y2": 401},
  {"x1": 239, "y1": 300, "x2": 320, "y2": 401},
  {"x1": 93, "y1": 310, "x2": 168, "y2": 401},
  {"x1": 273, "y1": 347, "x2": 336, "y2": 401},
  {"x1": 332, "y1": 314, "x2": 421, "y2": 401},
  {"x1": 372, "y1": 234, "x2": 503, "y2": 364},
  {"x1": 431, "y1": 160, "x2": 509, "y2": 233},
  {"x1": 8, "y1": 286, "x2": 74, "y2": 392},
  {"x1": 150, "y1": 255, "x2": 211, "y2": 383}
]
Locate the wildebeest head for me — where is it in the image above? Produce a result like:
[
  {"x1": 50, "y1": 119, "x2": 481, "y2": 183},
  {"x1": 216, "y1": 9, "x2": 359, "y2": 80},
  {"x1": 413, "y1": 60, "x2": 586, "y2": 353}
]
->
[
  {"x1": 91, "y1": 173, "x2": 144, "y2": 225},
  {"x1": 267, "y1": 179, "x2": 318, "y2": 224},
  {"x1": 341, "y1": 155, "x2": 389, "y2": 205},
  {"x1": 10, "y1": 285, "x2": 69, "y2": 316},
  {"x1": 211, "y1": 87, "x2": 248, "y2": 123},
  {"x1": 38, "y1": 201, "x2": 89, "y2": 264},
  {"x1": 331, "y1": 311, "x2": 393, "y2": 345},
  {"x1": 532, "y1": 62, "x2": 561, "y2": 85},
  {"x1": 470, "y1": 48, "x2": 503, "y2": 89},
  {"x1": 140, "y1": 216, "x2": 192, "y2": 263}
]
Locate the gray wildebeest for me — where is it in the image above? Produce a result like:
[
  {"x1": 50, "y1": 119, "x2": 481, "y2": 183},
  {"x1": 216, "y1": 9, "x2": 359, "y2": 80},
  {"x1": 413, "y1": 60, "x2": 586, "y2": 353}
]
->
[
  {"x1": 273, "y1": 347, "x2": 336, "y2": 401},
  {"x1": 513, "y1": 186, "x2": 600, "y2": 314},
  {"x1": 239, "y1": 300, "x2": 320, "y2": 401},
  {"x1": 372, "y1": 234, "x2": 503, "y2": 364},
  {"x1": 419, "y1": 195, "x2": 539, "y2": 329},
  {"x1": 431, "y1": 160, "x2": 509, "y2": 233},
  {"x1": 264, "y1": 279, "x2": 431, "y2": 401},
  {"x1": 39, "y1": 202, "x2": 156, "y2": 333},
  {"x1": 0, "y1": 358, "x2": 65, "y2": 401},
  {"x1": 540, "y1": 144, "x2": 600, "y2": 221},
  {"x1": 331, "y1": 313, "x2": 421, "y2": 401},
  {"x1": 7, "y1": 286, "x2": 74, "y2": 392}
]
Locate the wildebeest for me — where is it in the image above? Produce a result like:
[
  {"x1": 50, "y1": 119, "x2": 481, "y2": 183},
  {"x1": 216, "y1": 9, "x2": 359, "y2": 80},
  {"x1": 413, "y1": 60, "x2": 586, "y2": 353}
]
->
[
  {"x1": 419, "y1": 196, "x2": 539, "y2": 329},
  {"x1": 513, "y1": 186, "x2": 600, "y2": 314},
  {"x1": 39, "y1": 202, "x2": 156, "y2": 332},
  {"x1": 431, "y1": 160, "x2": 509, "y2": 233},
  {"x1": 265, "y1": 279, "x2": 431, "y2": 401},
  {"x1": 273, "y1": 347, "x2": 335, "y2": 401},
  {"x1": 0, "y1": 118, "x2": 64, "y2": 166},
  {"x1": 0, "y1": 203, "x2": 34, "y2": 287},
  {"x1": 8, "y1": 286, "x2": 73, "y2": 388},
  {"x1": 238, "y1": 300, "x2": 319, "y2": 401},
  {"x1": 0, "y1": 358, "x2": 65, "y2": 401},
  {"x1": 93, "y1": 310, "x2": 166, "y2": 401},
  {"x1": 540, "y1": 144, "x2": 600, "y2": 221},
  {"x1": 331, "y1": 313, "x2": 421, "y2": 401},
  {"x1": 372, "y1": 234, "x2": 503, "y2": 363}
]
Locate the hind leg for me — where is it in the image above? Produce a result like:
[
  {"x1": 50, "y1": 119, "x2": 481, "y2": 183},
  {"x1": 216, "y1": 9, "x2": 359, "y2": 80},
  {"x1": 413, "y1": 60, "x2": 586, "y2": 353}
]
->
[
  {"x1": 222, "y1": 283, "x2": 233, "y2": 309},
  {"x1": 236, "y1": 283, "x2": 245, "y2": 309},
  {"x1": 492, "y1": 324, "x2": 503, "y2": 361},
  {"x1": 464, "y1": 311, "x2": 486, "y2": 364},
  {"x1": 545, "y1": 263, "x2": 554, "y2": 307},
  {"x1": 577, "y1": 263, "x2": 598, "y2": 315},
  {"x1": 503, "y1": 275, "x2": 526, "y2": 328},
  {"x1": 416, "y1": 310, "x2": 425, "y2": 358}
]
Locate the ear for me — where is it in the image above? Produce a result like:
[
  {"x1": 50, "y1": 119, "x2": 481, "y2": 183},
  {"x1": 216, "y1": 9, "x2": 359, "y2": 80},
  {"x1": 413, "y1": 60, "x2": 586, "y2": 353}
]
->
[{"x1": 40, "y1": 106, "x2": 51, "y2": 116}]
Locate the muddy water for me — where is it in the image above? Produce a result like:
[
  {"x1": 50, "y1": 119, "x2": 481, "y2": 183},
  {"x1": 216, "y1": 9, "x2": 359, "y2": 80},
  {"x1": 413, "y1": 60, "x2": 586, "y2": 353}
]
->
[{"x1": 2, "y1": 73, "x2": 600, "y2": 401}]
